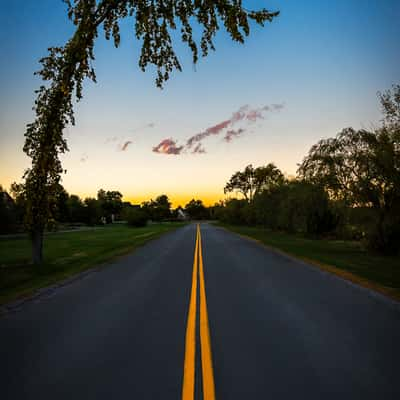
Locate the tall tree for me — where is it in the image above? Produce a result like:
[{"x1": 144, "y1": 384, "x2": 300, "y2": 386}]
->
[
  {"x1": 97, "y1": 189, "x2": 123, "y2": 222},
  {"x1": 224, "y1": 163, "x2": 284, "y2": 202},
  {"x1": 21, "y1": 0, "x2": 279, "y2": 264},
  {"x1": 298, "y1": 85, "x2": 400, "y2": 253}
]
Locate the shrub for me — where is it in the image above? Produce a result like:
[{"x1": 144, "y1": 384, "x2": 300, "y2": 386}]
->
[{"x1": 126, "y1": 208, "x2": 148, "y2": 227}]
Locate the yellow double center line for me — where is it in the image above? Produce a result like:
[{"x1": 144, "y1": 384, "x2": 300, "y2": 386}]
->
[{"x1": 182, "y1": 224, "x2": 216, "y2": 400}]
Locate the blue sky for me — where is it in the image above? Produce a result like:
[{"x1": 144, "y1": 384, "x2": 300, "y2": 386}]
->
[{"x1": 0, "y1": 0, "x2": 399, "y2": 205}]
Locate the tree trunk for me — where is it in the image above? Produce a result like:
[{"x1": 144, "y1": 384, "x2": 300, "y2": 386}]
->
[{"x1": 31, "y1": 228, "x2": 44, "y2": 265}]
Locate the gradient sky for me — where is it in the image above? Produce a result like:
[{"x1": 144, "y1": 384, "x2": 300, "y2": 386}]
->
[{"x1": 1, "y1": 0, "x2": 399, "y2": 206}]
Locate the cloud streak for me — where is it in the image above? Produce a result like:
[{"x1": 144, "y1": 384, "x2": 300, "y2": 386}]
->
[
  {"x1": 152, "y1": 103, "x2": 284, "y2": 155},
  {"x1": 120, "y1": 141, "x2": 133, "y2": 151},
  {"x1": 152, "y1": 138, "x2": 184, "y2": 155},
  {"x1": 223, "y1": 128, "x2": 246, "y2": 142}
]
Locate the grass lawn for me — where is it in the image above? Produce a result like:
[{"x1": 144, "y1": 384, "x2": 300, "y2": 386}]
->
[
  {"x1": 0, "y1": 222, "x2": 185, "y2": 305},
  {"x1": 218, "y1": 224, "x2": 400, "y2": 301}
]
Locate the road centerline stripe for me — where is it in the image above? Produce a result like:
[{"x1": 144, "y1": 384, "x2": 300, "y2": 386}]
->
[
  {"x1": 182, "y1": 224, "x2": 216, "y2": 400},
  {"x1": 182, "y1": 225, "x2": 199, "y2": 400},
  {"x1": 198, "y1": 226, "x2": 216, "y2": 400}
]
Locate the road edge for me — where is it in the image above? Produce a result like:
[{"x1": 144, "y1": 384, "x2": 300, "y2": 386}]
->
[
  {"x1": 216, "y1": 224, "x2": 400, "y2": 312},
  {"x1": 0, "y1": 224, "x2": 186, "y2": 316}
]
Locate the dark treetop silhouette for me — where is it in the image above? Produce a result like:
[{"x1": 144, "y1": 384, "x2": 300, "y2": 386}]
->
[{"x1": 20, "y1": 0, "x2": 279, "y2": 264}]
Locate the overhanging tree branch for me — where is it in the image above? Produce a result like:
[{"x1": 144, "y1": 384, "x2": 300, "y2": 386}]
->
[{"x1": 22, "y1": 0, "x2": 279, "y2": 264}]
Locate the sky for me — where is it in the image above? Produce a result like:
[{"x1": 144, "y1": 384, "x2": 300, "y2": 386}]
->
[{"x1": 0, "y1": 0, "x2": 399, "y2": 206}]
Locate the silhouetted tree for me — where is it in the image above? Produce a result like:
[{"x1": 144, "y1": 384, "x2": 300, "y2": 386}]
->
[
  {"x1": 97, "y1": 189, "x2": 123, "y2": 223},
  {"x1": 0, "y1": 186, "x2": 18, "y2": 234},
  {"x1": 184, "y1": 199, "x2": 209, "y2": 220},
  {"x1": 224, "y1": 163, "x2": 284, "y2": 202},
  {"x1": 67, "y1": 195, "x2": 86, "y2": 223},
  {"x1": 83, "y1": 197, "x2": 102, "y2": 225}
]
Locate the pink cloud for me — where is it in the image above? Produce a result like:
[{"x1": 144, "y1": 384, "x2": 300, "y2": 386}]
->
[
  {"x1": 192, "y1": 143, "x2": 206, "y2": 154},
  {"x1": 152, "y1": 138, "x2": 184, "y2": 155},
  {"x1": 152, "y1": 103, "x2": 284, "y2": 155},
  {"x1": 224, "y1": 128, "x2": 246, "y2": 142}
]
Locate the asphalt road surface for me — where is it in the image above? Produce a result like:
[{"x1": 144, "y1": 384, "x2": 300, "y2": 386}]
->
[{"x1": 1, "y1": 223, "x2": 399, "y2": 399}]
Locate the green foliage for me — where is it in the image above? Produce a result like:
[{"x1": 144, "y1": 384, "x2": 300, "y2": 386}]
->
[
  {"x1": 126, "y1": 208, "x2": 148, "y2": 227},
  {"x1": 97, "y1": 189, "x2": 123, "y2": 223},
  {"x1": 141, "y1": 194, "x2": 171, "y2": 221},
  {"x1": 218, "y1": 198, "x2": 249, "y2": 225},
  {"x1": 66, "y1": 195, "x2": 86, "y2": 223},
  {"x1": 298, "y1": 86, "x2": 400, "y2": 254},
  {"x1": 224, "y1": 163, "x2": 285, "y2": 201},
  {"x1": 0, "y1": 187, "x2": 18, "y2": 234}
]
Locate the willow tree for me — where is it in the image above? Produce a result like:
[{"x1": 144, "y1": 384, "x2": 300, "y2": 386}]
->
[{"x1": 22, "y1": 0, "x2": 279, "y2": 264}]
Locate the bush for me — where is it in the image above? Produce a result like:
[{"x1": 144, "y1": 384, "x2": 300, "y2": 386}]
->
[
  {"x1": 367, "y1": 213, "x2": 400, "y2": 255},
  {"x1": 126, "y1": 208, "x2": 148, "y2": 227}
]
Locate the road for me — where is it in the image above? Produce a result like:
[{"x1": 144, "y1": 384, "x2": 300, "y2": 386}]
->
[{"x1": 1, "y1": 223, "x2": 399, "y2": 399}]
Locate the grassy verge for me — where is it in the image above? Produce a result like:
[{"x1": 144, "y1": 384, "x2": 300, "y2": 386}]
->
[
  {"x1": 218, "y1": 224, "x2": 400, "y2": 301},
  {"x1": 0, "y1": 222, "x2": 186, "y2": 305}
]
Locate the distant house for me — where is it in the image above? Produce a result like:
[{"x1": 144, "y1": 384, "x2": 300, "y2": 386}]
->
[{"x1": 176, "y1": 207, "x2": 188, "y2": 221}]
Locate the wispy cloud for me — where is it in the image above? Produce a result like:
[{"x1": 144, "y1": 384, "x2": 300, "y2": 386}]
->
[
  {"x1": 152, "y1": 103, "x2": 284, "y2": 155},
  {"x1": 152, "y1": 138, "x2": 184, "y2": 155},
  {"x1": 192, "y1": 143, "x2": 206, "y2": 154},
  {"x1": 120, "y1": 140, "x2": 133, "y2": 151},
  {"x1": 186, "y1": 119, "x2": 231, "y2": 148},
  {"x1": 223, "y1": 128, "x2": 246, "y2": 142},
  {"x1": 80, "y1": 153, "x2": 88, "y2": 162}
]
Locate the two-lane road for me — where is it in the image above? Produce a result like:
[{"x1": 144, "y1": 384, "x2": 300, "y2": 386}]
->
[{"x1": 1, "y1": 223, "x2": 399, "y2": 399}]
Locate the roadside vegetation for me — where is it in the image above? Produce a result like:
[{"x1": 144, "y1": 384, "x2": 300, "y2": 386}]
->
[
  {"x1": 212, "y1": 85, "x2": 400, "y2": 298},
  {"x1": 214, "y1": 86, "x2": 400, "y2": 256},
  {"x1": 0, "y1": 223, "x2": 185, "y2": 305}
]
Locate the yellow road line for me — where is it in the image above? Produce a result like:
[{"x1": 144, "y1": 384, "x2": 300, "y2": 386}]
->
[
  {"x1": 182, "y1": 224, "x2": 216, "y2": 400},
  {"x1": 198, "y1": 226, "x2": 216, "y2": 400},
  {"x1": 182, "y1": 225, "x2": 199, "y2": 400}
]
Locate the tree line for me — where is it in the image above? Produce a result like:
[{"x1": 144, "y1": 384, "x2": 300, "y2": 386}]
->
[
  {"x1": 216, "y1": 85, "x2": 400, "y2": 255},
  {"x1": 0, "y1": 185, "x2": 212, "y2": 233}
]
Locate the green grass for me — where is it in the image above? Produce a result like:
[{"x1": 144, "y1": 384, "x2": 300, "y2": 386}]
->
[
  {"x1": 218, "y1": 224, "x2": 400, "y2": 300},
  {"x1": 0, "y1": 222, "x2": 186, "y2": 305}
]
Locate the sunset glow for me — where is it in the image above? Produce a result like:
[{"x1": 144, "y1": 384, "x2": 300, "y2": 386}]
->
[{"x1": 1, "y1": 0, "x2": 399, "y2": 206}]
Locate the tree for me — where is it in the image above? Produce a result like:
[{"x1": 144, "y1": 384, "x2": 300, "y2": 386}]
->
[
  {"x1": 83, "y1": 197, "x2": 102, "y2": 225},
  {"x1": 126, "y1": 208, "x2": 148, "y2": 227},
  {"x1": 224, "y1": 163, "x2": 284, "y2": 202},
  {"x1": 0, "y1": 186, "x2": 17, "y2": 234},
  {"x1": 184, "y1": 199, "x2": 209, "y2": 220},
  {"x1": 10, "y1": 182, "x2": 27, "y2": 228},
  {"x1": 97, "y1": 189, "x2": 123, "y2": 223},
  {"x1": 298, "y1": 85, "x2": 400, "y2": 253},
  {"x1": 141, "y1": 195, "x2": 171, "y2": 221},
  {"x1": 22, "y1": 0, "x2": 279, "y2": 264},
  {"x1": 53, "y1": 184, "x2": 69, "y2": 223},
  {"x1": 154, "y1": 194, "x2": 172, "y2": 220},
  {"x1": 67, "y1": 194, "x2": 86, "y2": 223}
]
